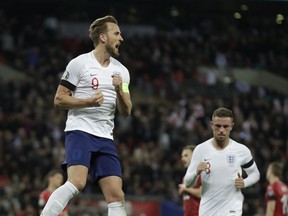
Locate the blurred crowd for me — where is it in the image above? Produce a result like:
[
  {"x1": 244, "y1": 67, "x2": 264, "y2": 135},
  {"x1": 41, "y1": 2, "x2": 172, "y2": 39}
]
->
[{"x1": 0, "y1": 3, "x2": 287, "y2": 216}]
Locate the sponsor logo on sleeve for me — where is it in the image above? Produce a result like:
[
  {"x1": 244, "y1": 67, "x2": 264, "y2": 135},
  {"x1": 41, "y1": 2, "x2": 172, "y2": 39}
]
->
[{"x1": 63, "y1": 70, "x2": 70, "y2": 80}]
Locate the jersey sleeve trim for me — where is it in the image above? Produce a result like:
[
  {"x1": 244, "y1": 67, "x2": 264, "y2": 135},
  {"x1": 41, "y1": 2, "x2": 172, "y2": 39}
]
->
[
  {"x1": 241, "y1": 159, "x2": 254, "y2": 169},
  {"x1": 60, "y1": 80, "x2": 76, "y2": 91}
]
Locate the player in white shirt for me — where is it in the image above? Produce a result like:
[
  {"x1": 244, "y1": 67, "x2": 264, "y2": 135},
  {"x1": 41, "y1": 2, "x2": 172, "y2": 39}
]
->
[
  {"x1": 41, "y1": 15, "x2": 132, "y2": 216},
  {"x1": 61, "y1": 50, "x2": 130, "y2": 140},
  {"x1": 184, "y1": 107, "x2": 260, "y2": 216}
]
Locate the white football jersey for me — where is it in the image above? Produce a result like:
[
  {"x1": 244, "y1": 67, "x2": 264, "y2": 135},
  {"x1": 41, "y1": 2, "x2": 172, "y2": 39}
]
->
[
  {"x1": 60, "y1": 51, "x2": 130, "y2": 140},
  {"x1": 186, "y1": 138, "x2": 253, "y2": 216}
]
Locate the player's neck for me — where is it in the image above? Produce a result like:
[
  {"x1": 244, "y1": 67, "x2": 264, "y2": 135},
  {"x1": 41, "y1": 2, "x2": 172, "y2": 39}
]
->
[
  {"x1": 93, "y1": 49, "x2": 110, "y2": 67},
  {"x1": 212, "y1": 138, "x2": 230, "y2": 150}
]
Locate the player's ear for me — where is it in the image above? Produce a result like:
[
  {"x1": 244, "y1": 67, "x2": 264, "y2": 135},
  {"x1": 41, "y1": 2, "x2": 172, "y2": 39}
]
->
[{"x1": 99, "y1": 33, "x2": 106, "y2": 43}]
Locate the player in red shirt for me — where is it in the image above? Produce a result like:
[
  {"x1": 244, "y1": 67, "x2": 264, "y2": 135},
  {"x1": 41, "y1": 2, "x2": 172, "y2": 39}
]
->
[
  {"x1": 39, "y1": 170, "x2": 69, "y2": 216},
  {"x1": 265, "y1": 161, "x2": 288, "y2": 216},
  {"x1": 178, "y1": 145, "x2": 202, "y2": 216}
]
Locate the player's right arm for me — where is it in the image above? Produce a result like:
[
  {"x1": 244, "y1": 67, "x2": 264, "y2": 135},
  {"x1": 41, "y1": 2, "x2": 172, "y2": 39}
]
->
[
  {"x1": 54, "y1": 57, "x2": 104, "y2": 110},
  {"x1": 38, "y1": 191, "x2": 46, "y2": 215},
  {"x1": 184, "y1": 146, "x2": 203, "y2": 187},
  {"x1": 54, "y1": 84, "x2": 103, "y2": 110},
  {"x1": 178, "y1": 183, "x2": 202, "y2": 198},
  {"x1": 281, "y1": 194, "x2": 288, "y2": 215},
  {"x1": 63, "y1": 209, "x2": 69, "y2": 216}
]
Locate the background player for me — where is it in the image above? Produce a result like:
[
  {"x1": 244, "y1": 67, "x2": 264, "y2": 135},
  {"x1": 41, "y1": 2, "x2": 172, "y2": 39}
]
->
[
  {"x1": 265, "y1": 161, "x2": 288, "y2": 216},
  {"x1": 178, "y1": 145, "x2": 201, "y2": 216},
  {"x1": 39, "y1": 170, "x2": 68, "y2": 216},
  {"x1": 184, "y1": 107, "x2": 260, "y2": 216}
]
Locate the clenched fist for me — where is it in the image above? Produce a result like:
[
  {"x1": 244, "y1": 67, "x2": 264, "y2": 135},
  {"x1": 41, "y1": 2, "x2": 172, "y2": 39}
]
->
[
  {"x1": 89, "y1": 91, "x2": 104, "y2": 106},
  {"x1": 112, "y1": 73, "x2": 122, "y2": 92}
]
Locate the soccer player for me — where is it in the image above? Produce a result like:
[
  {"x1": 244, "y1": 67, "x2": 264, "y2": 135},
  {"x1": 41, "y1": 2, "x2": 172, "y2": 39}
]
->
[
  {"x1": 178, "y1": 145, "x2": 201, "y2": 216},
  {"x1": 40, "y1": 15, "x2": 132, "y2": 216},
  {"x1": 39, "y1": 170, "x2": 68, "y2": 216},
  {"x1": 184, "y1": 107, "x2": 260, "y2": 216},
  {"x1": 265, "y1": 161, "x2": 288, "y2": 216}
]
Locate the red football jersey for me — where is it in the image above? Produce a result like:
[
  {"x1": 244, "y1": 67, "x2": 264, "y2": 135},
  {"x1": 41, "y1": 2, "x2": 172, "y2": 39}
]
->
[
  {"x1": 39, "y1": 189, "x2": 68, "y2": 216},
  {"x1": 266, "y1": 180, "x2": 288, "y2": 216},
  {"x1": 183, "y1": 176, "x2": 201, "y2": 216}
]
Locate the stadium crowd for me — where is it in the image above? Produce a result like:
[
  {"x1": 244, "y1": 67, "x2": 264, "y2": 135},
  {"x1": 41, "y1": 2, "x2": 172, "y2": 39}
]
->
[{"x1": 0, "y1": 3, "x2": 287, "y2": 216}]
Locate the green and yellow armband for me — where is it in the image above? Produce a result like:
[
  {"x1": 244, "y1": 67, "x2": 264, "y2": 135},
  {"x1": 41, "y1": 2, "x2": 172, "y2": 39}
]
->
[{"x1": 122, "y1": 83, "x2": 130, "y2": 93}]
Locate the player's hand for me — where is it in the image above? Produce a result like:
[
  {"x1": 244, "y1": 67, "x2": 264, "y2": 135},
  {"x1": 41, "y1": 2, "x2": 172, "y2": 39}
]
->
[
  {"x1": 112, "y1": 73, "x2": 122, "y2": 92},
  {"x1": 178, "y1": 183, "x2": 186, "y2": 195},
  {"x1": 235, "y1": 172, "x2": 244, "y2": 189},
  {"x1": 89, "y1": 91, "x2": 104, "y2": 106},
  {"x1": 197, "y1": 162, "x2": 210, "y2": 175}
]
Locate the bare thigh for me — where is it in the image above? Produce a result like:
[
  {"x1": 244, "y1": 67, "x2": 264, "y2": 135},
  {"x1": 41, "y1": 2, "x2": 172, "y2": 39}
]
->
[
  {"x1": 98, "y1": 176, "x2": 125, "y2": 203},
  {"x1": 67, "y1": 165, "x2": 89, "y2": 190}
]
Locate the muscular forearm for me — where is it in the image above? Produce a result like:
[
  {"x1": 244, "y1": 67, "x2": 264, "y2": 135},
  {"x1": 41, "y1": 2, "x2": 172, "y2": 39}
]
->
[
  {"x1": 54, "y1": 85, "x2": 104, "y2": 110},
  {"x1": 54, "y1": 94, "x2": 91, "y2": 110},
  {"x1": 116, "y1": 91, "x2": 132, "y2": 117},
  {"x1": 185, "y1": 187, "x2": 201, "y2": 198}
]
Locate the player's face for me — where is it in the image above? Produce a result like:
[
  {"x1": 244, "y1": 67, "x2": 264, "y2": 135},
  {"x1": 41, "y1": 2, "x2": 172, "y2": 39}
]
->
[
  {"x1": 50, "y1": 173, "x2": 64, "y2": 188},
  {"x1": 181, "y1": 149, "x2": 192, "y2": 168},
  {"x1": 211, "y1": 117, "x2": 234, "y2": 143},
  {"x1": 105, "y1": 23, "x2": 123, "y2": 57}
]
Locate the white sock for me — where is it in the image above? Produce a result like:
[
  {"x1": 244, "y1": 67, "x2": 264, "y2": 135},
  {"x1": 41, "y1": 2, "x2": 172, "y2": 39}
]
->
[
  {"x1": 41, "y1": 181, "x2": 79, "y2": 216},
  {"x1": 108, "y1": 201, "x2": 127, "y2": 216}
]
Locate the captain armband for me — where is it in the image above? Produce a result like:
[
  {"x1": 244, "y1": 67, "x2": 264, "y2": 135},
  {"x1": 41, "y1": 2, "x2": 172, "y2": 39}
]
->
[{"x1": 122, "y1": 83, "x2": 130, "y2": 93}]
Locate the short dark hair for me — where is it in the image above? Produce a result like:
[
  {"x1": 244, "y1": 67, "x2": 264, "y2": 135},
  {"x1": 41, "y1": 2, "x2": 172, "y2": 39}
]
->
[
  {"x1": 46, "y1": 169, "x2": 63, "y2": 178},
  {"x1": 212, "y1": 107, "x2": 233, "y2": 120},
  {"x1": 182, "y1": 145, "x2": 196, "y2": 152},
  {"x1": 269, "y1": 162, "x2": 283, "y2": 178},
  {"x1": 89, "y1": 15, "x2": 118, "y2": 46}
]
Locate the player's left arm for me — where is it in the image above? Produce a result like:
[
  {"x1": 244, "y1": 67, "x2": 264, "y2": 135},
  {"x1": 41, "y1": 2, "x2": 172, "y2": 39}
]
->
[
  {"x1": 115, "y1": 88, "x2": 132, "y2": 117},
  {"x1": 241, "y1": 159, "x2": 260, "y2": 188},
  {"x1": 184, "y1": 146, "x2": 202, "y2": 188},
  {"x1": 112, "y1": 70, "x2": 132, "y2": 117},
  {"x1": 235, "y1": 145, "x2": 260, "y2": 189},
  {"x1": 265, "y1": 200, "x2": 276, "y2": 216},
  {"x1": 235, "y1": 160, "x2": 260, "y2": 189}
]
